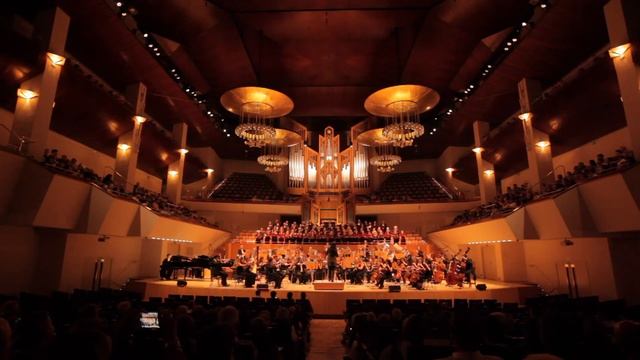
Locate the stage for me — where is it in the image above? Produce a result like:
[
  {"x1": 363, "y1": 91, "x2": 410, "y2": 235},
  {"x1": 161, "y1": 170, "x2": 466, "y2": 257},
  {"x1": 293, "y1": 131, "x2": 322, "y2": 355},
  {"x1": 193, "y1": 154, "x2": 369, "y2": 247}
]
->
[{"x1": 128, "y1": 278, "x2": 540, "y2": 316}]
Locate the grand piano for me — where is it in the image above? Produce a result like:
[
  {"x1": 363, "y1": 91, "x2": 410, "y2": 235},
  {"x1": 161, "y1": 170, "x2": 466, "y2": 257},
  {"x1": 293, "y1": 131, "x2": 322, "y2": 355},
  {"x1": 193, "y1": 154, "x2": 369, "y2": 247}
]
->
[{"x1": 161, "y1": 255, "x2": 234, "y2": 280}]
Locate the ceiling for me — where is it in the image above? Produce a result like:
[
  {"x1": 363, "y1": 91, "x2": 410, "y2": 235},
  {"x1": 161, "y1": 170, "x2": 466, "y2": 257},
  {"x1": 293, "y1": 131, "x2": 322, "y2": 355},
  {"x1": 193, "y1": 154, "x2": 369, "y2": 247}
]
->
[{"x1": 1, "y1": 0, "x2": 623, "y2": 183}]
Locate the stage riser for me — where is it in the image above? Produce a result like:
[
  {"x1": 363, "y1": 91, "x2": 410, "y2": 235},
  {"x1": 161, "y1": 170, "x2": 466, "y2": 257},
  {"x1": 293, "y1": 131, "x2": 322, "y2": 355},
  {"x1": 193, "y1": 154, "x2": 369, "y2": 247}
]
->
[{"x1": 130, "y1": 279, "x2": 539, "y2": 316}]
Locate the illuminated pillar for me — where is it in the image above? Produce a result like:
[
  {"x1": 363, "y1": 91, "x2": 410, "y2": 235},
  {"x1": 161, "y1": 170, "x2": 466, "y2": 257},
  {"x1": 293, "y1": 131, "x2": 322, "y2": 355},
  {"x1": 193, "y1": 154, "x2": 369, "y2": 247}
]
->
[
  {"x1": 204, "y1": 168, "x2": 215, "y2": 193},
  {"x1": 518, "y1": 79, "x2": 554, "y2": 190},
  {"x1": 472, "y1": 121, "x2": 497, "y2": 203},
  {"x1": 604, "y1": 0, "x2": 640, "y2": 158},
  {"x1": 166, "y1": 122, "x2": 188, "y2": 203},
  {"x1": 11, "y1": 8, "x2": 69, "y2": 157},
  {"x1": 115, "y1": 83, "x2": 147, "y2": 191}
]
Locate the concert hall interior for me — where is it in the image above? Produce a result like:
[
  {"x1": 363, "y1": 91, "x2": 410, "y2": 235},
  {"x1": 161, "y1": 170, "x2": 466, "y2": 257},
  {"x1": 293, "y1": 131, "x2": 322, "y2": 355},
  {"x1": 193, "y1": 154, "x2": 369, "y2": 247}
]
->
[{"x1": 1, "y1": 0, "x2": 640, "y2": 359}]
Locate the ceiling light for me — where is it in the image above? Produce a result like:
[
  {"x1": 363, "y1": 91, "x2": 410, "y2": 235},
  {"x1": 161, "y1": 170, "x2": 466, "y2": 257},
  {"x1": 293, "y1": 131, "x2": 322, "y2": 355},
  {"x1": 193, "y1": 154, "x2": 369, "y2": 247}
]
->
[
  {"x1": 205, "y1": 168, "x2": 214, "y2": 174},
  {"x1": 609, "y1": 43, "x2": 631, "y2": 59},
  {"x1": 148, "y1": 44, "x2": 153, "y2": 48},
  {"x1": 226, "y1": 133, "x2": 231, "y2": 137},
  {"x1": 143, "y1": 33, "x2": 148, "y2": 38},
  {"x1": 121, "y1": 12, "x2": 127, "y2": 17},
  {"x1": 540, "y1": 3, "x2": 547, "y2": 8},
  {"x1": 472, "y1": 147, "x2": 484, "y2": 154},
  {"x1": 168, "y1": 170, "x2": 179, "y2": 177},
  {"x1": 116, "y1": 2, "x2": 122, "y2": 7},
  {"x1": 17, "y1": 89, "x2": 39, "y2": 99},
  {"x1": 521, "y1": 22, "x2": 528, "y2": 27},
  {"x1": 133, "y1": 115, "x2": 147, "y2": 124},
  {"x1": 177, "y1": 148, "x2": 189, "y2": 155},
  {"x1": 535, "y1": 140, "x2": 550, "y2": 149},
  {"x1": 484, "y1": 169, "x2": 495, "y2": 176},
  {"x1": 518, "y1": 112, "x2": 532, "y2": 122},
  {"x1": 118, "y1": 143, "x2": 131, "y2": 151},
  {"x1": 512, "y1": 38, "x2": 518, "y2": 42},
  {"x1": 446, "y1": 167, "x2": 456, "y2": 174},
  {"x1": 46, "y1": 52, "x2": 66, "y2": 66}
]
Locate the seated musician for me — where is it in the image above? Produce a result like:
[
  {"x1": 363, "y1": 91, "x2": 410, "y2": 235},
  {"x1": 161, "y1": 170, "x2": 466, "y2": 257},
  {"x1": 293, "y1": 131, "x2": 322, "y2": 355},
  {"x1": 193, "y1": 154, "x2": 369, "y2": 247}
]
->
[
  {"x1": 159, "y1": 254, "x2": 172, "y2": 280},
  {"x1": 243, "y1": 256, "x2": 257, "y2": 288},
  {"x1": 210, "y1": 255, "x2": 229, "y2": 286},
  {"x1": 376, "y1": 260, "x2": 394, "y2": 289},
  {"x1": 266, "y1": 256, "x2": 284, "y2": 289}
]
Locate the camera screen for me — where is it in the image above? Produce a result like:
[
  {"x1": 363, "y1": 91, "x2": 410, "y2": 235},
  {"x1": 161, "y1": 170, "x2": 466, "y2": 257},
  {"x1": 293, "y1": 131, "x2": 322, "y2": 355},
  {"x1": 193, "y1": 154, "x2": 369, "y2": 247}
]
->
[{"x1": 140, "y1": 312, "x2": 160, "y2": 329}]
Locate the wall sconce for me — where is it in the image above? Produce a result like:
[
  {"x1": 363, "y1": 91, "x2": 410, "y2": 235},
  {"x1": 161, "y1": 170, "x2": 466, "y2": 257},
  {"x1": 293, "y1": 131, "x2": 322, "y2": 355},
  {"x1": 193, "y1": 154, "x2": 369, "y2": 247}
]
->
[
  {"x1": 133, "y1": 115, "x2": 147, "y2": 124},
  {"x1": 17, "y1": 89, "x2": 39, "y2": 100},
  {"x1": 204, "y1": 168, "x2": 214, "y2": 174},
  {"x1": 445, "y1": 167, "x2": 456, "y2": 174},
  {"x1": 535, "y1": 140, "x2": 550, "y2": 149},
  {"x1": 178, "y1": 148, "x2": 189, "y2": 155},
  {"x1": 518, "y1": 112, "x2": 532, "y2": 122},
  {"x1": 483, "y1": 169, "x2": 495, "y2": 176},
  {"x1": 46, "y1": 52, "x2": 66, "y2": 66},
  {"x1": 472, "y1": 147, "x2": 484, "y2": 154},
  {"x1": 609, "y1": 43, "x2": 631, "y2": 59},
  {"x1": 117, "y1": 143, "x2": 131, "y2": 151},
  {"x1": 168, "y1": 170, "x2": 179, "y2": 177}
]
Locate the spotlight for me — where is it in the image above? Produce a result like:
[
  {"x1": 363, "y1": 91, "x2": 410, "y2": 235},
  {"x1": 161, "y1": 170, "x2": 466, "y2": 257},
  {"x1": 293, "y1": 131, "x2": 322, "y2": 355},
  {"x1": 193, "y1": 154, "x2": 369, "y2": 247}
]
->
[
  {"x1": 118, "y1": 143, "x2": 131, "y2": 151},
  {"x1": 484, "y1": 169, "x2": 495, "y2": 176},
  {"x1": 143, "y1": 33, "x2": 148, "y2": 38},
  {"x1": 148, "y1": 44, "x2": 153, "y2": 48},
  {"x1": 226, "y1": 133, "x2": 231, "y2": 137},
  {"x1": 177, "y1": 148, "x2": 189, "y2": 155},
  {"x1": 445, "y1": 167, "x2": 456, "y2": 174},
  {"x1": 521, "y1": 21, "x2": 528, "y2": 27},
  {"x1": 168, "y1": 170, "x2": 179, "y2": 177},
  {"x1": 205, "y1": 168, "x2": 214, "y2": 174},
  {"x1": 121, "y1": 12, "x2": 127, "y2": 17},
  {"x1": 116, "y1": 1, "x2": 122, "y2": 7},
  {"x1": 472, "y1": 147, "x2": 484, "y2": 154}
]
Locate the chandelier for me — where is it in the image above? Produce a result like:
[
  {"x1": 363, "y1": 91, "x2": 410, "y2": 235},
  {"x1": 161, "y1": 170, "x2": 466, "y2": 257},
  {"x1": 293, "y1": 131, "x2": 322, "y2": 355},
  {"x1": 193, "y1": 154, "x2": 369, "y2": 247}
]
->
[
  {"x1": 364, "y1": 85, "x2": 439, "y2": 148},
  {"x1": 256, "y1": 128, "x2": 302, "y2": 173},
  {"x1": 236, "y1": 102, "x2": 276, "y2": 147},
  {"x1": 370, "y1": 142, "x2": 402, "y2": 173},
  {"x1": 220, "y1": 87, "x2": 294, "y2": 148}
]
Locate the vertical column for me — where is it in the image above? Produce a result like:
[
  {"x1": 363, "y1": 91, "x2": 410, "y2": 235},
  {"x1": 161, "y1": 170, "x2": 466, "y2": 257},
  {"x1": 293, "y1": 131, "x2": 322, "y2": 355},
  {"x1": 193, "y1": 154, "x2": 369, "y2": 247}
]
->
[
  {"x1": 11, "y1": 8, "x2": 70, "y2": 157},
  {"x1": 166, "y1": 122, "x2": 188, "y2": 204},
  {"x1": 518, "y1": 79, "x2": 554, "y2": 189},
  {"x1": 204, "y1": 168, "x2": 215, "y2": 193},
  {"x1": 472, "y1": 121, "x2": 497, "y2": 203},
  {"x1": 604, "y1": 0, "x2": 640, "y2": 158},
  {"x1": 115, "y1": 83, "x2": 147, "y2": 191}
]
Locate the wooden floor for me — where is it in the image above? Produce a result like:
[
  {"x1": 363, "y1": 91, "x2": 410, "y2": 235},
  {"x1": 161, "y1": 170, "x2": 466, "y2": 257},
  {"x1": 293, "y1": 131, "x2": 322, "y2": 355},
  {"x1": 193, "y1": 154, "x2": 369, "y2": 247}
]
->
[{"x1": 129, "y1": 277, "x2": 539, "y2": 316}]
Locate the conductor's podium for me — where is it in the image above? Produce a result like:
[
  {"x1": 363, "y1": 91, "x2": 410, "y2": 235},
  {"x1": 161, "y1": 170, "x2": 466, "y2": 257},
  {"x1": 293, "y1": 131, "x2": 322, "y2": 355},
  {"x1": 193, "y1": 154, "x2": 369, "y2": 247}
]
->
[{"x1": 312, "y1": 280, "x2": 345, "y2": 290}]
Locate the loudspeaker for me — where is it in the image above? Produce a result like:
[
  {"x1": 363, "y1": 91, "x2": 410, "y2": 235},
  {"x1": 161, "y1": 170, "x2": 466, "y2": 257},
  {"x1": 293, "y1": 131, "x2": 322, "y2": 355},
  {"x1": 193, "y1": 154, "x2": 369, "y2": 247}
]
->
[
  {"x1": 177, "y1": 280, "x2": 187, "y2": 288},
  {"x1": 388, "y1": 285, "x2": 401, "y2": 293},
  {"x1": 475, "y1": 283, "x2": 487, "y2": 291},
  {"x1": 256, "y1": 284, "x2": 269, "y2": 290}
]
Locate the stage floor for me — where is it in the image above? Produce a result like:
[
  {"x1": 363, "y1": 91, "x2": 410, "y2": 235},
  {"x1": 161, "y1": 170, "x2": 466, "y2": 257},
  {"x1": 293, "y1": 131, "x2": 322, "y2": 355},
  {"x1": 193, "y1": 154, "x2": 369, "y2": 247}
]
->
[{"x1": 129, "y1": 278, "x2": 540, "y2": 316}]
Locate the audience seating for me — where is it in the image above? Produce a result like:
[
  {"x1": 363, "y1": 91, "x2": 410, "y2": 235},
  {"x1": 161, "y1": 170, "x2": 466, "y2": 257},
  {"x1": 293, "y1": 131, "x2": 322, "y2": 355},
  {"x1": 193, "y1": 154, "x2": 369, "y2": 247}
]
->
[
  {"x1": 40, "y1": 148, "x2": 214, "y2": 227},
  {"x1": 367, "y1": 172, "x2": 454, "y2": 203},
  {"x1": 209, "y1": 172, "x2": 297, "y2": 202},
  {"x1": 451, "y1": 146, "x2": 636, "y2": 226}
]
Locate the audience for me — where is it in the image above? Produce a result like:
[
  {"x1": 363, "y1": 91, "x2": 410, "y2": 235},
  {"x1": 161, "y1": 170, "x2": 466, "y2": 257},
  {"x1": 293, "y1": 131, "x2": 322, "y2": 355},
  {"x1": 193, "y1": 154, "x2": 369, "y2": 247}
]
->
[
  {"x1": 0, "y1": 290, "x2": 312, "y2": 360},
  {"x1": 344, "y1": 295, "x2": 638, "y2": 360},
  {"x1": 41, "y1": 149, "x2": 212, "y2": 227},
  {"x1": 451, "y1": 147, "x2": 636, "y2": 226}
]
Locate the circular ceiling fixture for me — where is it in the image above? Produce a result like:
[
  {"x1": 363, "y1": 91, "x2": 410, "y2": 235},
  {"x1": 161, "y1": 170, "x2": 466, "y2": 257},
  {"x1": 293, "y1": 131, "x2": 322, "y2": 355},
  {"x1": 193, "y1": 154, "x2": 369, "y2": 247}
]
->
[
  {"x1": 354, "y1": 127, "x2": 402, "y2": 173},
  {"x1": 220, "y1": 86, "x2": 294, "y2": 148},
  {"x1": 257, "y1": 128, "x2": 303, "y2": 173},
  {"x1": 364, "y1": 84, "x2": 439, "y2": 148}
]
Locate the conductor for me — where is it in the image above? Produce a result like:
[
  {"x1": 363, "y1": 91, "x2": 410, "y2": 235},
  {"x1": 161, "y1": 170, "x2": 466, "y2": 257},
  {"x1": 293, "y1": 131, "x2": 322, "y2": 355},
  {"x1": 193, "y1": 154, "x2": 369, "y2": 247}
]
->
[{"x1": 326, "y1": 242, "x2": 339, "y2": 282}]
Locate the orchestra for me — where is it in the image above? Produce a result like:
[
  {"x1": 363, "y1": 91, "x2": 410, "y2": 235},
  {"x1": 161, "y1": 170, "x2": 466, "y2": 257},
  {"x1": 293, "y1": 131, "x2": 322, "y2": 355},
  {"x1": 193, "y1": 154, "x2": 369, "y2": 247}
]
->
[{"x1": 159, "y1": 239, "x2": 477, "y2": 290}]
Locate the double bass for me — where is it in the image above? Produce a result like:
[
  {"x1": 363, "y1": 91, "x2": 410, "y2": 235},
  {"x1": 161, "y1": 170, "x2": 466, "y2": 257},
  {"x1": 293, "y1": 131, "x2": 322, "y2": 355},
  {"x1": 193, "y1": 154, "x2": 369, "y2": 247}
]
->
[{"x1": 446, "y1": 247, "x2": 469, "y2": 287}]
